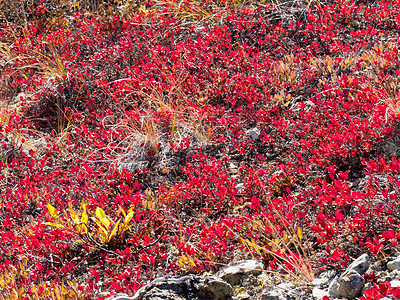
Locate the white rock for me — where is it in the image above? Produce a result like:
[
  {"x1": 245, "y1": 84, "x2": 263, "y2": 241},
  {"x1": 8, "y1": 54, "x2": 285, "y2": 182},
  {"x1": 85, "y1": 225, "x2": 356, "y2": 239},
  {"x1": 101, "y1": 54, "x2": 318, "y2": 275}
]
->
[
  {"x1": 313, "y1": 287, "x2": 330, "y2": 299},
  {"x1": 235, "y1": 183, "x2": 245, "y2": 191},
  {"x1": 390, "y1": 280, "x2": 400, "y2": 288}
]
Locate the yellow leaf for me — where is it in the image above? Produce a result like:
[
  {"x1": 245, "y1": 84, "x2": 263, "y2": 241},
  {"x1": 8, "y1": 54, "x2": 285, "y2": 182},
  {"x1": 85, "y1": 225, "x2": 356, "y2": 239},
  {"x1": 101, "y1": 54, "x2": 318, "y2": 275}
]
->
[
  {"x1": 108, "y1": 219, "x2": 121, "y2": 242},
  {"x1": 297, "y1": 228, "x2": 303, "y2": 240},
  {"x1": 81, "y1": 211, "x2": 88, "y2": 224},
  {"x1": 47, "y1": 203, "x2": 59, "y2": 219},
  {"x1": 119, "y1": 205, "x2": 127, "y2": 218},
  {"x1": 254, "y1": 246, "x2": 262, "y2": 256},
  {"x1": 69, "y1": 209, "x2": 79, "y2": 224},
  {"x1": 123, "y1": 210, "x2": 134, "y2": 226},
  {"x1": 188, "y1": 257, "x2": 195, "y2": 266},
  {"x1": 99, "y1": 216, "x2": 111, "y2": 229},
  {"x1": 32, "y1": 286, "x2": 39, "y2": 298},
  {"x1": 54, "y1": 285, "x2": 61, "y2": 300},
  {"x1": 81, "y1": 200, "x2": 86, "y2": 211},
  {"x1": 92, "y1": 218, "x2": 107, "y2": 234},
  {"x1": 178, "y1": 255, "x2": 187, "y2": 266},
  {"x1": 96, "y1": 207, "x2": 106, "y2": 220},
  {"x1": 96, "y1": 207, "x2": 111, "y2": 228}
]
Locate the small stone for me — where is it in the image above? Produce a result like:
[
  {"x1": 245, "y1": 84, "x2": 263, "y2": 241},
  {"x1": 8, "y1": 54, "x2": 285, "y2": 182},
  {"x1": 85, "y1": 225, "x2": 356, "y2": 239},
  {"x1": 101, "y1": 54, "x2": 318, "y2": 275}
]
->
[
  {"x1": 379, "y1": 271, "x2": 388, "y2": 277},
  {"x1": 384, "y1": 276, "x2": 393, "y2": 282},
  {"x1": 315, "y1": 269, "x2": 338, "y2": 284},
  {"x1": 235, "y1": 183, "x2": 245, "y2": 191},
  {"x1": 375, "y1": 260, "x2": 386, "y2": 271},
  {"x1": 393, "y1": 269, "x2": 400, "y2": 276},
  {"x1": 229, "y1": 163, "x2": 239, "y2": 175},
  {"x1": 390, "y1": 280, "x2": 400, "y2": 288},
  {"x1": 235, "y1": 292, "x2": 251, "y2": 300},
  {"x1": 246, "y1": 128, "x2": 260, "y2": 140},
  {"x1": 336, "y1": 270, "x2": 365, "y2": 299},
  {"x1": 312, "y1": 278, "x2": 328, "y2": 286},
  {"x1": 389, "y1": 248, "x2": 400, "y2": 256},
  {"x1": 276, "y1": 282, "x2": 295, "y2": 292}
]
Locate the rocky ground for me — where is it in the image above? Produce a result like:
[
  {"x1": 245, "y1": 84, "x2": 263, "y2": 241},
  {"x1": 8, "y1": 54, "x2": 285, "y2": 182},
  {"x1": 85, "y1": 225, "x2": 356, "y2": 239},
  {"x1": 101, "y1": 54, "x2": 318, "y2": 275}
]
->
[
  {"x1": 3, "y1": 0, "x2": 400, "y2": 299},
  {"x1": 106, "y1": 253, "x2": 400, "y2": 300}
]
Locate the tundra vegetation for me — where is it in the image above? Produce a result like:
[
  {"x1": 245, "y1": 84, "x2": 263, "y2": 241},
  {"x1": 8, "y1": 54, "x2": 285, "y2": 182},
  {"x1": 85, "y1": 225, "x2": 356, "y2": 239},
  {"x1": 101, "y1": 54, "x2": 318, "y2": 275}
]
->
[{"x1": 1, "y1": 0, "x2": 400, "y2": 299}]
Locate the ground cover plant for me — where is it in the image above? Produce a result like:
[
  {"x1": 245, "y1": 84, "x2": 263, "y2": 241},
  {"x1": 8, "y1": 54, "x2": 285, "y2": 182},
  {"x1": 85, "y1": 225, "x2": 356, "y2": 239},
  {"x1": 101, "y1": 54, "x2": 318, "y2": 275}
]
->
[{"x1": 2, "y1": 0, "x2": 400, "y2": 299}]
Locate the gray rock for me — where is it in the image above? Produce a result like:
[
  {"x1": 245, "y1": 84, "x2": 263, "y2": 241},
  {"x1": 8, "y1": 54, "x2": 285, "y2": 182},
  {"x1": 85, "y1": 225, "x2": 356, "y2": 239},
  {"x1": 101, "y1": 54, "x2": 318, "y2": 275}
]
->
[
  {"x1": 344, "y1": 254, "x2": 370, "y2": 276},
  {"x1": 384, "y1": 276, "x2": 393, "y2": 282},
  {"x1": 388, "y1": 257, "x2": 400, "y2": 271},
  {"x1": 336, "y1": 270, "x2": 365, "y2": 299},
  {"x1": 114, "y1": 275, "x2": 233, "y2": 300},
  {"x1": 217, "y1": 260, "x2": 264, "y2": 286},
  {"x1": 197, "y1": 276, "x2": 234, "y2": 300},
  {"x1": 246, "y1": 127, "x2": 261, "y2": 140},
  {"x1": 327, "y1": 254, "x2": 369, "y2": 299},
  {"x1": 328, "y1": 276, "x2": 340, "y2": 298}
]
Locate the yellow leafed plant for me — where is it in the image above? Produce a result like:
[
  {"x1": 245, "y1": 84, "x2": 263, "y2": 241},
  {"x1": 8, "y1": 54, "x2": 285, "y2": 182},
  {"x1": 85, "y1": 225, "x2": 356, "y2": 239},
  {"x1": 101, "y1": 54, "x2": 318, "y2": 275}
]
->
[{"x1": 45, "y1": 201, "x2": 136, "y2": 248}]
